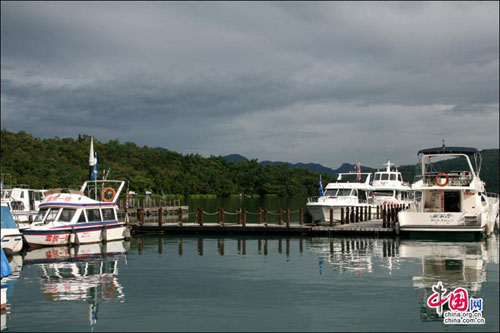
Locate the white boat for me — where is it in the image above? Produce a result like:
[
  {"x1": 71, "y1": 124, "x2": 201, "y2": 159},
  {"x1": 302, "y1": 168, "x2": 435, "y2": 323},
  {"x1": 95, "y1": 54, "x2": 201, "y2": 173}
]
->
[
  {"x1": 1, "y1": 202, "x2": 24, "y2": 254},
  {"x1": 1, "y1": 180, "x2": 46, "y2": 229},
  {"x1": 398, "y1": 146, "x2": 499, "y2": 235},
  {"x1": 306, "y1": 172, "x2": 374, "y2": 222},
  {"x1": 22, "y1": 180, "x2": 129, "y2": 247},
  {"x1": 371, "y1": 160, "x2": 415, "y2": 207}
]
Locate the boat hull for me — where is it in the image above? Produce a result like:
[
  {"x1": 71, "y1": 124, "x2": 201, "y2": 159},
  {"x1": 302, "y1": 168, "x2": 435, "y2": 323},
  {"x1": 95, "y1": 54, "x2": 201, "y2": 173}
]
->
[
  {"x1": 0, "y1": 233, "x2": 23, "y2": 254},
  {"x1": 22, "y1": 222, "x2": 126, "y2": 247},
  {"x1": 306, "y1": 203, "x2": 375, "y2": 222},
  {"x1": 398, "y1": 211, "x2": 486, "y2": 233}
]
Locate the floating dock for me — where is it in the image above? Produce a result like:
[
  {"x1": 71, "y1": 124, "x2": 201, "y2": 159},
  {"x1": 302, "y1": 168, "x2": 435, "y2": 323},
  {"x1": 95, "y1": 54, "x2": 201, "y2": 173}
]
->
[{"x1": 129, "y1": 205, "x2": 403, "y2": 236}]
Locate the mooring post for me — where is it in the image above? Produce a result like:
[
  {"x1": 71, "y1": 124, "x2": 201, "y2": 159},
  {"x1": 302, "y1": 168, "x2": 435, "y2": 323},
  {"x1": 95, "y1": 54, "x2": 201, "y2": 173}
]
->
[
  {"x1": 278, "y1": 208, "x2": 283, "y2": 225},
  {"x1": 139, "y1": 208, "x2": 144, "y2": 225},
  {"x1": 299, "y1": 208, "x2": 303, "y2": 225},
  {"x1": 258, "y1": 208, "x2": 262, "y2": 224},
  {"x1": 158, "y1": 207, "x2": 163, "y2": 227},
  {"x1": 237, "y1": 208, "x2": 241, "y2": 225},
  {"x1": 198, "y1": 208, "x2": 203, "y2": 226},
  {"x1": 265, "y1": 209, "x2": 269, "y2": 226},
  {"x1": 286, "y1": 209, "x2": 290, "y2": 228},
  {"x1": 368, "y1": 206, "x2": 372, "y2": 221},
  {"x1": 355, "y1": 207, "x2": 359, "y2": 222},
  {"x1": 242, "y1": 209, "x2": 247, "y2": 227},
  {"x1": 178, "y1": 207, "x2": 183, "y2": 226},
  {"x1": 329, "y1": 208, "x2": 333, "y2": 226},
  {"x1": 221, "y1": 208, "x2": 225, "y2": 227},
  {"x1": 341, "y1": 207, "x2": 345, "y2": 225},
  {"x1": 345, "y1": 207, "x2": 350, "y2": 224},
  {"x1": 376, "y1": 205, "x2": 380, "y2": 220}
]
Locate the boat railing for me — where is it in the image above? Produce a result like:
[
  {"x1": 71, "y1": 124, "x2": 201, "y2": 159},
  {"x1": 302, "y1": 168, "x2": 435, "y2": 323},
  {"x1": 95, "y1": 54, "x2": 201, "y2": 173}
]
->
[
  {"x1": 307, "y1": 196, "x2": 320, "y2": 203},
  {"x1": 423, "y1": 171, "x2": 473, "y2": 187}
]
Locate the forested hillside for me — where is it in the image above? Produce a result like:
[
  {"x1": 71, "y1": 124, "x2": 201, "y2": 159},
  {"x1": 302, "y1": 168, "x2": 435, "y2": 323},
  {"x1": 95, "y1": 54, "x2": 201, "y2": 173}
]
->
[
  {"x1": 1, "y1": 130, "x2": 498, "y2": 196},
  {"x1": 0, "y1": 130, "x2": 334, "y2": 197}
]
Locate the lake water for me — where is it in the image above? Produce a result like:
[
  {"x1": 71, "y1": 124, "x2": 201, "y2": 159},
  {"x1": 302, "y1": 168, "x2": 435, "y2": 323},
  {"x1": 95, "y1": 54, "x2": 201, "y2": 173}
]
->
[{"x1": 2, "y1": 233, "x2": 498, "y2": 332}]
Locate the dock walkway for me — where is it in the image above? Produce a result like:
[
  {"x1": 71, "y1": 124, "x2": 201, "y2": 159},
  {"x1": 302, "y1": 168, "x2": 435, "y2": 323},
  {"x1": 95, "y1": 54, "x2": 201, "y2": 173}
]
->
[
  {"x1": 128, "y1": 204, "x2": 404, "y2": 237},
  {"x1": 131, "y1": 219, "x2": 395, "y2": 236}
]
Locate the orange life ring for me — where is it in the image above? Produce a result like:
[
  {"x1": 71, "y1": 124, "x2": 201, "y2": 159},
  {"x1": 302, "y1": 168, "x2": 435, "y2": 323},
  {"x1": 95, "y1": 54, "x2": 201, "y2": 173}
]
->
[
  {"x1": 101, "y1": 187, "x2": 116, "y2": 202},
  {"x1": 435, "y1": 172, "x2": 449, "y2": 187}
]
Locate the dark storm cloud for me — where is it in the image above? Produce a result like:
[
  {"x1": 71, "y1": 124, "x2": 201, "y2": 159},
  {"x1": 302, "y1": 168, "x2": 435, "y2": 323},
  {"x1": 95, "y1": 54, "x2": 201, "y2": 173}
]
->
[{"x1": 1, "y1": 1, "x2": 498, "y2": 167}]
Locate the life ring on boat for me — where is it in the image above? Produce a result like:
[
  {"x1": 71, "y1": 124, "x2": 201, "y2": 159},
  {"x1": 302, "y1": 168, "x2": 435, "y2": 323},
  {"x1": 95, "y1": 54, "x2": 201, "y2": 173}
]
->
[
  {"x1": 435, "y1": 172, "x2": 449, "y2": 187},
  {"x1": 101, "y1": 187, "x2": 116, "y2": 202}
]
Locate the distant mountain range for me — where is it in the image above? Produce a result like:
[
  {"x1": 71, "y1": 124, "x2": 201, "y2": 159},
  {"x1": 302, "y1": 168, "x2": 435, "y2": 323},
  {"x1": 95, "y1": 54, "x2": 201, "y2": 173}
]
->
[{"x1": 222, "y1": 154, "x2": 377, "y2": 177}]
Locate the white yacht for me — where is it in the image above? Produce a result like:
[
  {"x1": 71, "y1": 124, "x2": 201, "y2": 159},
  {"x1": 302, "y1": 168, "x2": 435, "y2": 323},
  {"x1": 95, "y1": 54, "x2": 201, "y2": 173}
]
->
[
  {"x1": 0, "y1": 202, "x2": 24, "y2": 254},
  {"x1": 306, "y1": 172, "x2": 374, "y2": 222},
  {"x1": 371, "y1": 160, "x2": 415, "y2": 206},
  {"x1": 398, "y1": 146, "x2": 499, "y2": 235},
  {"x1": 1, "y1": 184, "x2": 46, "y2": 229},
  {"x1": 22, "y1": 180, "x2": 129, "y2": 247}
]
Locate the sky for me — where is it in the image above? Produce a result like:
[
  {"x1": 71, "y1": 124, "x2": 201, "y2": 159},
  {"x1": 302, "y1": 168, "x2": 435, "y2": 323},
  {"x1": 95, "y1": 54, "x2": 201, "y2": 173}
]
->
[{"x1": 1, "y1": 1, "x2": 499, "y2": 169}]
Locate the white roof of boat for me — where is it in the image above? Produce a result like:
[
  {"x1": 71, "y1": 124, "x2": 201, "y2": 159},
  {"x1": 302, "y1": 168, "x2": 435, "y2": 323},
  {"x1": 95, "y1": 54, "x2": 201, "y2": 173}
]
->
[{"x1": 325, "y1": 182, "x2": 373, "y2": 190}]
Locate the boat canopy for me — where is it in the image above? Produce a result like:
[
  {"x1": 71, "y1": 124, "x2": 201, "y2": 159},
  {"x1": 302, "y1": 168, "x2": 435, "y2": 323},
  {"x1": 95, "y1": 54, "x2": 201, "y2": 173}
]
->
[
  {"x1": 2, "y1": 206, "x2": 17, "y2": 229},
  {"x1": 417, "y1": 147, "x2": 478, "y2": 155},
  {"x1": 1, "y1": 205, "x2": 18, "y2": 229}
]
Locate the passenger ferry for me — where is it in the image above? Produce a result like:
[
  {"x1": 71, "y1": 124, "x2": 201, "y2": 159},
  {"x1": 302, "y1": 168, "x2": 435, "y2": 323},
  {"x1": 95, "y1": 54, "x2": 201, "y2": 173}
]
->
[
  {"x1": 22, "y1": 180, "x2": 129, "y2": 247},
  {"x1": 398, "y1": 146, "x2": 499, "y2": 235},
  {"x1": 306, "y1": 172, "x2": 374, "y2": 222},
  {"x1": 371, "y1": 160, "x2": 415, "y2": 206}
]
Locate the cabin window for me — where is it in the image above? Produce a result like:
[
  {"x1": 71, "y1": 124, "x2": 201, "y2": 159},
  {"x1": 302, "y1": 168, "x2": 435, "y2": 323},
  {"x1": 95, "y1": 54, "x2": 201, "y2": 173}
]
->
[
  {"x1": 20, "y1": 191, "x2": 24, "y2": 198},
  {"x1": 390, "y1": 174, "x2": 397, "y2": 181},
  {"x1": 351, "y1": 189, "x2": 357, "y2": 197},
  {"x1": 45, "y1": 208, "x2": 60, "y2": 223},
  {"x1": 86, "y1": 209, "x2": 102, "y2": 222},
  {"x1": 398, "y1": 175, "x2": 402, "y2": 181},
  {"x1": 58, "y1": 208, "x2": 76, "y2": 222},
  {"x1": 381, "y1": 174, "x2": 389, "y2": 181},
  {"x1": 373, "y1": 190, "x2": 394, "y2": 197},
  {"x1": 34, "y1": 208, "x2": 49, "y2": 222},
  {"x1": 359, "y1": 191, "x2": 367, "y2": 202},
  {"x1": 77, "y1": 210, "x2": 87, "y2": 223},
  {"x1": 337, "y1": 189, "x2": 351, "y2": 196},
  {"x1": 102, "y1": 208, "x2": 115, "y2": 221},
  {"x1": 375, "y1": 174, "x2": 381, "y2": 181},
  {"x1": 34, "y1": 192, "x2": 43, "y2": 201}
]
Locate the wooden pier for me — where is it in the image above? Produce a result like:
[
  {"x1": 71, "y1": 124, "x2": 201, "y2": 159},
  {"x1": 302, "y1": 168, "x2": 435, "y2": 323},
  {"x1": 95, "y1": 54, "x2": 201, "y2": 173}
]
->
[{"x1": 129, "y1": 204, "x2": 409, "y2": 237}]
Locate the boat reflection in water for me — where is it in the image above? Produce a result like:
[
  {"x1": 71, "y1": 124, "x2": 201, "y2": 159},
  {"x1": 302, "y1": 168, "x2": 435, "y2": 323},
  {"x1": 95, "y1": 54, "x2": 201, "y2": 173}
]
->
[
  {"x1": 309, "y1": 237, "x2": 402, "y2": 276},
  {"x1": 1, "y1": 253, "x2": 23, "y2": 331},
  {"x1": 399, "y1": 234, "x2": 498, "y2": 321},
  {"x1": 22, "y1": 241, "x2": 129, "y2": 330}
]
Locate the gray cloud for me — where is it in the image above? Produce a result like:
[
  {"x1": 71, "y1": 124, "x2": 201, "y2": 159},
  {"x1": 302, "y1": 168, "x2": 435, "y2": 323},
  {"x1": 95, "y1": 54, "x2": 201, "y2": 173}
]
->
[{"x1": 1, "y1": 1, "x2": 498, "y2": 168}]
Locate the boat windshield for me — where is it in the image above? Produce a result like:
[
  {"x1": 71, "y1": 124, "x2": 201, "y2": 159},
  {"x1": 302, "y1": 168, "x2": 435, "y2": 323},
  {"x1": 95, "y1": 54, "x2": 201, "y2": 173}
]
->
[
  {"x1": 44, "y1": 208, "x2": 60, "y2": 224},
  {"x1": 325, "y1": 189, "x2": 352, "y2": 197},
  {"x1": 372, "y1": 190, "x2": 394, "y2": 197},
  {"x1": 34, "y1": 208, "x2": 49, "y2": 222}
]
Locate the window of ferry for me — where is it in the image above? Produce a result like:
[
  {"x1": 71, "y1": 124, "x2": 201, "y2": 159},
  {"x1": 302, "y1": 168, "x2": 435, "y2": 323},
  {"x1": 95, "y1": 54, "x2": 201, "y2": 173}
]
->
[
  {"x1": 20, "y1": 191, "x2": 24, "y2": 198},
  {"x1": 34, "y1": 208, "x2": 48, "y2": 222},
  {"x1": 375, "y1": 174, "x2": 381, "y2": 181},
  {"x1": 373, "y1": 190, "x2": 394, "y2": 197},
  {"x1": 398, "y1": 175, "x2": 402, "y2": 182},
  {"x1": 86, "y1": 209, "x2": 102, "y2": 222},
  {"x1": 390, "y1": 174, "x2": 397, "y2": 181},
  {"x1": 45, "y1": 208, "x2": 60, "y2": 223},
  {"x1": 381, "y1": 174, "x2": 389, "y2": 181},
  {"x1": 77, "y1": 210, "x2": 87, "y2": 223},
  {"x1": 58, "y1": 208, "x2": 76, "y2": 222},
  {"x1": 337, "y1": 189, "x2": 352, "y2": 196},
  {"x1": 102, "y1": 208, "x2": 115, "y2": 221}
]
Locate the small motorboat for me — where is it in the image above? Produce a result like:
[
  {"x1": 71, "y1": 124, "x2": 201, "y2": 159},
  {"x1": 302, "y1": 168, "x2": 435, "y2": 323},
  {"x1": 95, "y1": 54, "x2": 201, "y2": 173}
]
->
[{"x1": 22, "y1": 180, "x2": 129, "y2": 247}]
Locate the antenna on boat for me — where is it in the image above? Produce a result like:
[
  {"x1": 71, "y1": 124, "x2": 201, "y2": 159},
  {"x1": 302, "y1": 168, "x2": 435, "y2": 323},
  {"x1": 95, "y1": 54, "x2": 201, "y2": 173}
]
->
[
  {"x1": 442, "y1": 139, "x2": 446, "y2": 152},
  {"x1": 384, "y1": 160, "x2": 394, "y2": 172}
]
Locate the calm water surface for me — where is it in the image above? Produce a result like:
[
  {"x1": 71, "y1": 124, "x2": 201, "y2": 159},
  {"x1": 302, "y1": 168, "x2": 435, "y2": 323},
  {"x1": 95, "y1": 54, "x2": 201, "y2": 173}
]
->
[{"x1": 2, "y1": 234, "x2": 498, "y2": 332}]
